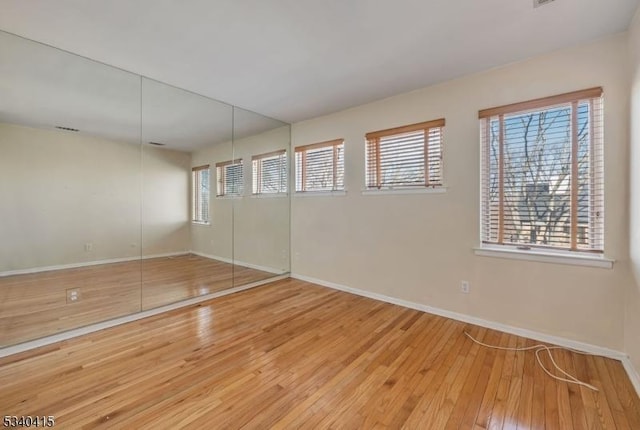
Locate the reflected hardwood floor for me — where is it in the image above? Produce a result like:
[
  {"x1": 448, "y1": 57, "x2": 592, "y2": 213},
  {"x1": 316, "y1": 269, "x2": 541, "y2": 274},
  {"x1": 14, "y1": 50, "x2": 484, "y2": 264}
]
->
[
  {"x1": 0, "y1": 278, "x2": 638, "y2": 429},
  {"x1": 0, "y1": 254, "x2": 276, "y2": 346}
]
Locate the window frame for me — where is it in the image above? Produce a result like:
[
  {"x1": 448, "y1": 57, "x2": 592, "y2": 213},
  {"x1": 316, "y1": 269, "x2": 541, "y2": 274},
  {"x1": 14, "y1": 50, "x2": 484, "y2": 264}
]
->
[
  {"x1": 478, "y1": 87, "x2": 605, "y2": 258},
  {"x1": 252, "y1": 149, "x2": 288, "y2": 195},
  {"x1": 216, "y1": 159, "x2": 244, "y2": 197},
  {"x1": 295, "y1": 138, "x2": 345, "y2": 193},
  {"x1": 191, "y1": 164, "x2": 210, "y2": 224},
  {"x1": 365, "y1": 118, "x2": 445, "y2": 191}
]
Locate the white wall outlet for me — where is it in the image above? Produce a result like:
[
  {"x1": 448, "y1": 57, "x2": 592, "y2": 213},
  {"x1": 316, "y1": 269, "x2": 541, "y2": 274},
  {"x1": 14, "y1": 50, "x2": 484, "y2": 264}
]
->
[
  {"x1": 460, "y1": 281, "x2": 470, "y2": 294},
  {"x1": 84, "y1": 242, "x2": 93, "y2": 252},
  {"x1": 66, "y1": 288, "x2": 81, "y2": 303}
]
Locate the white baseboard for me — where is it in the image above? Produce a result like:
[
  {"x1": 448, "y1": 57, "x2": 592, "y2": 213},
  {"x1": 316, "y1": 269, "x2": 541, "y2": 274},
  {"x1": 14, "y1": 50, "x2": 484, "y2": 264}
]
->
[
  {"x1": 190, "y1": 251, "x2": 286, "y2": 275},
  {"x1": 290, "y1": 273, "x2": 628, "y2": 361},
  {"x1": 622, "y1": 357, "x2": 640, "y2": 398},
  {"x1": 0, "y1": 274, "x2": 288, "y2": 358},
  {"x1": 1, "y1": 251, "x2": 286, "y2": 278},
  {"x1": 0, "y1": 251, "x2": 190, "y2": 277}
]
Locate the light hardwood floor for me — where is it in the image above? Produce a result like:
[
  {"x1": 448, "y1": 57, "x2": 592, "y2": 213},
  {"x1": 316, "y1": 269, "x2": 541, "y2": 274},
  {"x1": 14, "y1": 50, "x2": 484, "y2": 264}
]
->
[
  {"x1": 0, "y1": 254, "x2": 276, "y2": 346},
  {"x1": 0, "y1": 278, "x2": 638, "y2": 429}
]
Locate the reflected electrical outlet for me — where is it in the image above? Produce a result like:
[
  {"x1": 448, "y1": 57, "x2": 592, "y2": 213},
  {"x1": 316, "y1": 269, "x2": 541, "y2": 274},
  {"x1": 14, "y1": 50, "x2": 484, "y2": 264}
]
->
[{"x1": 66, "y1": 288, "x2": 81, "y2": 304}]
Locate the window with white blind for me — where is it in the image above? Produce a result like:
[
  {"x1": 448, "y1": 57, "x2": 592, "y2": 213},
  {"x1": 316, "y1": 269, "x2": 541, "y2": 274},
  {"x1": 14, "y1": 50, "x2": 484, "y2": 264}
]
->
[
  {"x1": 252, "y1": 150, "x2": 287, "y2": 194},
  {"x1": 192, "y1": 165, "x2": 210, "y2": 224},
  {"x1": 216, "y1": 159, "x2": 243, "y2": 197},
  {"x1": 479, "y1": 87, "x2": 604, "y2": 254},
  {"x1": 295, "y1": 139, "x2": 344, "y2": 192},
  {"x1": 365, "y1": 118, "x2": 445, "y2": 190}
]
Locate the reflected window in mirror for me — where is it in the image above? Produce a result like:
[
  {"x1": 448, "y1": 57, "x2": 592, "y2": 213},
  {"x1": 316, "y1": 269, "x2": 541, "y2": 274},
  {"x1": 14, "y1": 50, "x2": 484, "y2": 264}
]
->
[
  {"x1": 252, "y1": 150, "x2": 287, "y2": 195},
  {"x1": 192, "y1": 165, "x2": 211, "y2": 224},
  {"x1": 216, "y1": 159, "x2": 244, "y2": 197}
]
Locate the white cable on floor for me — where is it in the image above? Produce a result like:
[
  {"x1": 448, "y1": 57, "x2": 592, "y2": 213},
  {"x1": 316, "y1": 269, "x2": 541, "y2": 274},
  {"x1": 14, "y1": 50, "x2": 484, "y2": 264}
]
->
[{"x1": 463, "y1": 331, "x2": 599, "y2": 392}]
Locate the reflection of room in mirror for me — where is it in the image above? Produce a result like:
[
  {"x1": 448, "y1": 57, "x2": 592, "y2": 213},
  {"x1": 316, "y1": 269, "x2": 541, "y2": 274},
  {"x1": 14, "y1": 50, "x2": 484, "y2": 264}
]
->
[
  {"x1": 232, "y1": 108, "x2": 290, "y2": 288},
  {"x1": 0, "y1": 31, "x2": 291, "y2": 347}
]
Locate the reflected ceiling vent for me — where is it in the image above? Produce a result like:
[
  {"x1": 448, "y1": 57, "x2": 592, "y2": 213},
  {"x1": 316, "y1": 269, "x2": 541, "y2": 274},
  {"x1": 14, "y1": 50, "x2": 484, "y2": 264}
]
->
[
  {"x1": 148, "y1": 141, "x2": 166, "y2": 146},
  {"x1": 533, "y1": 0, "x2": 556, "y2": 8},
  {"x1": 55, "y1": 126, "x2": 79, "y2": 132}
]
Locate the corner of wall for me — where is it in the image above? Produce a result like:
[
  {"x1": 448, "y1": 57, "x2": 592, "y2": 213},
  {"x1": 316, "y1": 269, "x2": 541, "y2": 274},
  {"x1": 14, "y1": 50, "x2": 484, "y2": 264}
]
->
[{"x1": 626, "y1": 2, "x2": 640, "y2": 382}]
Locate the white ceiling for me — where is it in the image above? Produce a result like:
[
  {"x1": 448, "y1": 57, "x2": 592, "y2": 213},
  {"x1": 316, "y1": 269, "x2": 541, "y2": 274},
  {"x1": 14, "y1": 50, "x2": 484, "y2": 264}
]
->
[{"x1": 0, "y1": 0, "x2": 638, "y2": 123}]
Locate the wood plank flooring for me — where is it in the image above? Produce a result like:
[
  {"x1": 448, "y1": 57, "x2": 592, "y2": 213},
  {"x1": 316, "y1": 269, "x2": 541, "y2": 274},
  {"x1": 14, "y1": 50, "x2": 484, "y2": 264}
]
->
[
  {"x1": 0, "y1": 278, "x2": 638, "y2": 429},
  {"x1": 0, "y1": 254, "x2": 276, "y2": 346}
]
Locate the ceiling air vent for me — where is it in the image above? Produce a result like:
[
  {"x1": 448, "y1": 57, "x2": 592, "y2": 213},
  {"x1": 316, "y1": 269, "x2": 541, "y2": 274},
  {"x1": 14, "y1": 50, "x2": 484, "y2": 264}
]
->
[
  {"x1": 533, "y1": 0, "x2": 556, "y2": 8},
  {"x1": 148, "y1": 141, "x2": 166, "y2": 146},
  {"x1": 55, "y1": 126, "x2": 79, "y2": 132}
]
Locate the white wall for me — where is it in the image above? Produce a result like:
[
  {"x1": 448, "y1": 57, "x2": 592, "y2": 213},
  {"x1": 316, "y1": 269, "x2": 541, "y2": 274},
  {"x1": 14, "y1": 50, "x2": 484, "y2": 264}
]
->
[
  {"x1": 0, "y1": 123, "x2": 191, "y2": 272},
  {"x1": 291, "y1": 34, "x2": 630, "y2": 350},
  {"x1": 627, "y1": 8, "x2": 640, "y2": 372}
]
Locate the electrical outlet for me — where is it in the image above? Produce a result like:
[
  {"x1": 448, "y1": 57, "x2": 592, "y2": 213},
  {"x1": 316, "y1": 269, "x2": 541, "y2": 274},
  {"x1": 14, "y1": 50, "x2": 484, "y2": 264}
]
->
[
  {"x1": 84, "y1": 242, "x2": 93, "y2": 252},
  {"x1": 460, "y1": 281, "x2": 470, "y2": 294},
  {"x1": 66, "y1": 288, "x2": 81, "y2": 303}
]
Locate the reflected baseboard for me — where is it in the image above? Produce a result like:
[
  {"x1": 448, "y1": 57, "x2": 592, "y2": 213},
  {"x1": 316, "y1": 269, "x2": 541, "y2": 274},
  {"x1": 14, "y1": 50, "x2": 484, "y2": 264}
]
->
[
  {"x1": 0, "y1": 273, "x2": 290, "y2": 358},
  {"x1": 0, "y1": 251, "x2": 190, "y2": 277},
  {"x1": 1, "y1": 250, "x2": 288, "y2": 278},
  {"x1": 190, "y1": 250, "x2": 287, "y2": 275}
]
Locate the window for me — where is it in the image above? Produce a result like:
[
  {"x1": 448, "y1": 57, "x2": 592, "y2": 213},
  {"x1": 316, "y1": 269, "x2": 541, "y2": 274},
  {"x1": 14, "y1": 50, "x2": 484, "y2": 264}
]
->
[
  {"x1": 365, "y1": 118, "x2": 445, "y2": 189},
  {"x1": 192, "y1": 165, "x2": 210, "y2": 223},
  {"x1": 295, "y1": 139, "x2": 344, "y2": 192},
  {"x1": 252, "y1": 150, "x2": 287, "y2": 194},
  {"x1": 216, "y1": 159, "x2": 244, "y2": 197},
  {"x1": 480, "y1": 87, "x2": 604, "y2": 253}
]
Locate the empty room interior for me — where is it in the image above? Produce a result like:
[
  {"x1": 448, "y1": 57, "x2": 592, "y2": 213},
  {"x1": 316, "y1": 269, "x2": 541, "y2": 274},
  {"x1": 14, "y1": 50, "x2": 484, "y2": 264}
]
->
[{"x1": 1, "y1": 0, "x2": 640, "y2": 428}]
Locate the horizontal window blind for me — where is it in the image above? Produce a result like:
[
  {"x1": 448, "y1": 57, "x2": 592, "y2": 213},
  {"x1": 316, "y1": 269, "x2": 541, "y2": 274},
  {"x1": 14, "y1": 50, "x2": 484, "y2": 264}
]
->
[
  {"x1": 216, "y1": 159, "x2": 243, "y2": 196},
  {"x1": 295, "y1": 139, "x2": 344, "y2": 192},
  {"x1": 192, "y1": 165, "x2": 210, "y2": 223},
  {"x1": 252, "y1": 150, "x2": 287, "y2": 194},
  {"x1": 365, "y1": 118, "x2": 445, "y2": 189},
  {"x1": 479, "y1": 87, "x2": 604, "y2": 253}
]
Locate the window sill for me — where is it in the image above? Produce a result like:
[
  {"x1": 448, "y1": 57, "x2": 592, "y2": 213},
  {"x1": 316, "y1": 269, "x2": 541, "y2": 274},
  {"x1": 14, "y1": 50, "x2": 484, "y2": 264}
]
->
[
  {"x1": 191, "y1": 221, "x2": 211, "y2": 226},
  {"x1": 250, "y1": 193, "x2": 289, "y2": 199},
  {"x1": 474, "y1": 245, "x2": 614, "y2": 269},
  {"x1": 216, "y1": 195, "x2": 242, "y2": 199},
  {"x1": 362, "y1": 187, "x2": 447, "y2": 196},
  {"x1": 294, "y1": 190, "x2": 346, "y2": 198}
]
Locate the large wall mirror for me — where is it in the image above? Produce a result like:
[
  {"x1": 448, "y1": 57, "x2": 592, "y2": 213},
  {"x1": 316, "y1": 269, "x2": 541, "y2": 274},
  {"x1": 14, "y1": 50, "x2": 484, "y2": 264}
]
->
[
  {"x1": 141, "y1": 77, "x2": 234, "y2": 310},
  {"x1": 231, "y1": 107, "x2": 290, "y2": 287},
  {"x1": 0, "y1": 31, "x2": 291, "y2": 347}
]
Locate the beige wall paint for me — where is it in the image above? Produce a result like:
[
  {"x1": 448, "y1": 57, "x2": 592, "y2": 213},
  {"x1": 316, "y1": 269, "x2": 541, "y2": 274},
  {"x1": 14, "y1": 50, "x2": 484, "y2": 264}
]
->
[
  {"x1": 233, "y1": 126, "x2": 290, "y2": 273},
  {"x1": 142, "y1": 145, "x2": 191, "y2": 256},
  {"x1": 190, "y1": 126, "x2": 290, "y2": 273},
  {"x1": 0, "y1": 123, "x2": 190, "y2": 272},
  {"x1": 627, "y1": 8, "x2": 640, "y2": 371},
  {"x1": 291, "y1": 34, "x2": 630, "y2": 350}
]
